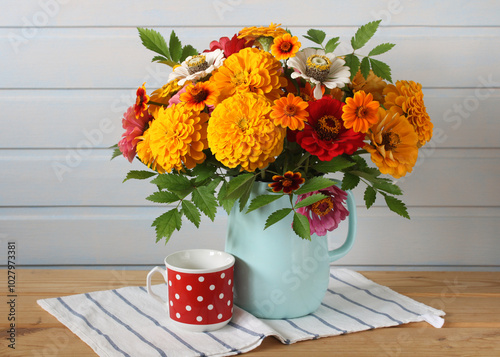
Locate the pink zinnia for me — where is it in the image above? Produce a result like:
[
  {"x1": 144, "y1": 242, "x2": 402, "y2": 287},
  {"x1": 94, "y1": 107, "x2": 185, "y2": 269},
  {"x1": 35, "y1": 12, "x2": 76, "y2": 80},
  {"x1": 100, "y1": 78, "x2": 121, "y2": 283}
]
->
[
  {"x1": 296, "y1": 185, "x2": 349, "y2": 236},
  {"x1": 118, "y1": 105, "x2": 151, "y2": 162},
  {"x1": 204, "y1": 34, "x2": 253, "y2": 58}
]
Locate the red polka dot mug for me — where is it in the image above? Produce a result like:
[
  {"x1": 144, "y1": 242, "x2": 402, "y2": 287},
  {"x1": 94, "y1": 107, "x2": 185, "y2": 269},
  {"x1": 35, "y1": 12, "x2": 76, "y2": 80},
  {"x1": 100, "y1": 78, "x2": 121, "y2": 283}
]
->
[{"x1": 146, "y1": 249, "x2": 235, "y2": 332}]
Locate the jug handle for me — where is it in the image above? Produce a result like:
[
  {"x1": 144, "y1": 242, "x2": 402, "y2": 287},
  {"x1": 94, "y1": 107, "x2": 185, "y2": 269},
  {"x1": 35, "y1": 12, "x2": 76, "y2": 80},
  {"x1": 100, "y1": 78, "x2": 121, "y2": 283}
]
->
[{"x1": 328, "y1": 189, "x2": 357, "y2": 263}]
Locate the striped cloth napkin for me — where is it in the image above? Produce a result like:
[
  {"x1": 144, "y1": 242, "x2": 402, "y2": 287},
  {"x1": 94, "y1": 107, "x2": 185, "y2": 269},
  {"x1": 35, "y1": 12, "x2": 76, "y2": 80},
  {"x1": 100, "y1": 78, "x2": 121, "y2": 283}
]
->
[{"x1": 38, "y1": 268, "x2": 445, "y2": 357}]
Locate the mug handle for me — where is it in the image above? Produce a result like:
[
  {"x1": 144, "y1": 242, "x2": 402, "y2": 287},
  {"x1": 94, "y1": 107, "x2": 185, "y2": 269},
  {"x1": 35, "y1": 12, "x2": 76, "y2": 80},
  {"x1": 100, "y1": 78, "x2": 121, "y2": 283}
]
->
[
  {"x1": 328, "y1": 189, "x2": 357, "y2": 262},
  {"x1": 146, "y1": 266, "x2": 168, "y2": 305}
]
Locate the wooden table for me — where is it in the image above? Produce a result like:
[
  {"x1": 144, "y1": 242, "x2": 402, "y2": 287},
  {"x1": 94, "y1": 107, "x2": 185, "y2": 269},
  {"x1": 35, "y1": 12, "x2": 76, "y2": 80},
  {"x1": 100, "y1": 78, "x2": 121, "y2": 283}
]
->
[{"x1": 1, "y1": 270, "x2": 499, "y2": 356}]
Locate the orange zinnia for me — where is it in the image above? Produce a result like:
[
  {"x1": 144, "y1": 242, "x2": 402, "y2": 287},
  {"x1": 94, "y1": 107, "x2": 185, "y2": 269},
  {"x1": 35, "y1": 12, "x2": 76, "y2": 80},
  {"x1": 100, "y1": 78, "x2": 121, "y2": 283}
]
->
[
  {"x1": 271, "y1": 33, "x2": 301, "y2": 60},
  {"x1": 342, "y1": 90, "x2": 380, "y2": 133},
  {"x1": 179, "y1": 81, "x2": 219, "y2": 111},
  {"x1": 270, "y1": 93, "x2": 309, "y2": 130},
  {"x1": 238, "y1": 23, "x2": 288, "y2": 42}
]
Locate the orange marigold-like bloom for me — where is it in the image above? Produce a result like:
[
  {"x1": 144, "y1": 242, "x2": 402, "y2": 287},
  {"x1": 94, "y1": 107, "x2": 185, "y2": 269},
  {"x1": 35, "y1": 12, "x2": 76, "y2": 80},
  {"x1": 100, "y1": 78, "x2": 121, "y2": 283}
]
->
[
  {"x1": 342, "y1": 90, "x2": 380, "y2": 133},
  {"x1": 383, "y1": 80, "x2": 433, "y2": 146},
  {"x1": 137, "y1": 104, "x2": 208, "y2": 172},
  {"x1": 179, "y1": 81, "x2": 219, "y2": 111},
  {"x1": 135, "y1": 82, "x2": 150, "y2": 118},
  {"x1": 271, "y1": 33, "x2": 301, "y2": 60},
  {"x1": 364, "y1": 107, "x2": 419, "y2": 179},
  {"x1": 350, "y1": 70, "x2": 387, "y2": 104},
  {"x1": 148, "y1": 80, "x2": 182, "y2": 118},
  {"x1": 136, "y1": 125, "x2": 166, "y2": 174},
  {"x1": 268, "y1": 171, "x2": 305, "y2": 194},
  {"x1": 270, "y1": 93, "x2": 309, "y2": 130},
  {"x1": 207, "y1": 92, "x2": 286, "y2": 172},
  {"x1": 238, "y1": 22, "x2": 288, "y2": 42},
  {"x1": 211, "y1": 47, "x2": 287, "y2": 102}
]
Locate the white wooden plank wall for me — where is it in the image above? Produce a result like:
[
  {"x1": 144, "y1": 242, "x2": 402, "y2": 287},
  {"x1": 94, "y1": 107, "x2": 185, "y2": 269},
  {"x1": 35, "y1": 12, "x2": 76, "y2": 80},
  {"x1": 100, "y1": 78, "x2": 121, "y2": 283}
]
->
[{"x1": 1, "y1": 0, "x2": 499, "y2": 270}]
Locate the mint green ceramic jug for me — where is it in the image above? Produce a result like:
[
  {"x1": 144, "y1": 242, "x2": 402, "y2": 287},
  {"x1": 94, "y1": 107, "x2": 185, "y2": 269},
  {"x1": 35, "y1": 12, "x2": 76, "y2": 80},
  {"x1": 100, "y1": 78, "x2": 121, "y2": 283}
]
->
[{"x1": 225, "y1": 181, "x2": 357, "y2": 319}]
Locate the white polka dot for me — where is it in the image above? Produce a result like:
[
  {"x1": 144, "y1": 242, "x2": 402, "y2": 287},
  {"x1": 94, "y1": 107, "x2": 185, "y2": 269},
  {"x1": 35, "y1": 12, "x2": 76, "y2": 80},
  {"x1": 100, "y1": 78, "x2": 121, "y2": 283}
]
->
[
  {"x1": 198, "y1": 276, "x2": 204, "y2": 282},
  {"x1": 196, "y1": 316, "x2": 203, "y2": 322},
  {"x1": 209, "y1": 285, "x2": 215, "y2": 291},
  {"x1": 169, "y1": 280, "x2": 172, "y2": 286},
  {"x1": 197, "y1": 296, "x2": 203, "y2": 302},
  {"x1": 219, "y1": 293, "x2": 224, "y2": 299},
  {"x1": 186, "y1": 285, "x2": 192, "y2": 291},
  {"x1": 176, "y1": 274, "x2": 181, "y2": 280},
  {"x1": 175, "y1": 293, "x2": 180, "y2": 299},
  {"x1": 208, "y1": 304, "x2": 214, "y2": 310},
  {"x1": 169, "y1": 300, "x2": 173, "y2": 306},
  {"x1": 176, "y1": 313, "x2": 181, "y2": 318},
  {"x1": 217, "y1": 313, "x2": 223, "y2": 319},
  {"x1": 228, "y1": 279, "x2": 232, "y2": 285},
  {"x1": 220, "y1": 273, "x2": 225, "y2": 279},
  {"x1": 186, "y1": 305, "x2": 191, "y2": 311},
  {"x1": 227, "y1": 300, "x2": 231, "y2": 306}
]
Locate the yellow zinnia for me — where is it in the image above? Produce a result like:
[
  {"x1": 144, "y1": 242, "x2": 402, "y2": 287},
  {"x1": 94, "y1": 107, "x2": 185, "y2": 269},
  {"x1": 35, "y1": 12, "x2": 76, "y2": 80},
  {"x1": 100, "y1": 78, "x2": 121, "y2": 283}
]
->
[
  {"x1": 364, "y1": 107, "x2": 419, "y2": 179},
  {"x1": 383, "y1": 80, "x2": 433, "y2": 147},
  {"x1": 136, "y1": 125, "x2": 166, "y2": 174},
  {"x1": 211, "y1": 47, "x2": 287, "y2": 102},
  {"x1": 350, "y1": 70, "x2": 387, "y2": 104},
  {"x1": 138, "y1": 104, "x2": 208, "y2": 172},
  {"x1": 238, "y1": 22, "x2": 288, "y2": 42},
  {"x1": 148, "y1": 80, "x2": 182, "y2": 118},
  {"x1": 207, "y1": 92, "x2": 286, "y2": 172}
]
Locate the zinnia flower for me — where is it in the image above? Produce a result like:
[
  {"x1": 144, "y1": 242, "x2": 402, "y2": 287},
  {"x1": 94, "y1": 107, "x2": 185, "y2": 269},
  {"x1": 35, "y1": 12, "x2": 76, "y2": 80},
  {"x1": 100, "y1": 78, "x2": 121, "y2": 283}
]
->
[
  {"x1": 168, "y1": 49, "x2": 225, "y2": 86},
  {"x1": 179, "y1": 81, "x2": 219, "y2": 111},
  {"x1": 268, "y1": 171, "x2": 305, "y2": 194},
  {"x1": 134, "y1": 82, "x2": 149, "y2": 118},
  {"x1": 294, "y1": 96, "x2": 365, "y2": 161},
  {"x1": 148, "y1": 80, "x2": 182, "y2": 118},
  {"x1": 296, "y1": 185, "x2": 349, "y2": 236},
  {"x1": 137, "y1": 104, "x2": 209, "y2": 172},
  {"x1": 271, "y1": 93, "x2": 309, "y2": 130},
  {"x1": 118, "y1": 105, "x2": 152, "y2": 162},
  {"x1": 364, "y1": 107, "x2": 419, "y2": 179},
  {"x1": 207, "y1": 92, "x2": 286, "y2": 172},
  {"x1": 350, "y1": 70, "x2": 387, "y2": 104},
  {"x1": 342, "y1": 90, "x2": 380, "y2": 133},
  {"x1": 271, "y1": 33, "x2": 301, "y2": 60},
  {"x1": 238, "y1": 23, "x2": 288, "y2": 42},
  {"x1": 205, "y1": 34, "x2": 253, "y2": 58},
  {"x1": 287, "y1": 48, "x2": 350, "y2": 100},
  {"x1": 135, "y1": 126, "x2": 166, "y2": 174},
  {"x1": 383, "y1": 80, "x2": 433, "y2": 146},
  {"x1": 211, "y1": 47, "x2": 287, "y2": 102}
]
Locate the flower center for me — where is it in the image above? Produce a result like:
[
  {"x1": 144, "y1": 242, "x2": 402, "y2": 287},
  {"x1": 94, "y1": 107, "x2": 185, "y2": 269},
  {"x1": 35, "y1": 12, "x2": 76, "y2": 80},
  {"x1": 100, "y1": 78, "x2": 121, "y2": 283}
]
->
[
  {"x1": 316, "y1": 115, "x2": 342, "y2": 141},
  {"x1": 311, "y1": 197, "x2": 334, "y2": 216},
  {"x1": 382, "y1": 132, "x2": 401, "y2": 151},
  {"x1": 305, "y1": 55, "x2": 331, "y2": 82},
  {"x1": 284, "y1": 104, "x2": 297, "y2": 116},
  {"x1": 280, "y1": 41, "x2": 292, "y2": 53},
  {"x1": 186, "y1": 55, "x2": 209, "y2": 75},
  {"x1": 355, "y1": 106, "x2": 368, "y2": 118},
  {"x1": 190, "y1": 87, "x2": 209, "y2": 103},
  {"x1": 282, "y1": 179, "x2": 293, "y2": 187},
  {"x1": 236, "y1": 116, "x2": 248, "y2": 131},
  {"x1": 232, "y1": 71, "x2": 248, "y2": 87}
]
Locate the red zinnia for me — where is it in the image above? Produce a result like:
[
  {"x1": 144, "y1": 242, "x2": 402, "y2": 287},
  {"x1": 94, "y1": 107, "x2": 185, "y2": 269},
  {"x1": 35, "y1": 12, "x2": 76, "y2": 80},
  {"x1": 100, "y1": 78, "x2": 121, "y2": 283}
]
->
[
  {"x1": 294, "y1": 97, "x2": 365, "y2": 161},
  {"x1": 268, "y1": 171, "x2": 305, "y2": 194},
  {"x1": 205, "y1": 34, "x2": 253, "y2": 58},
  {"x1": 134, "y1": 82, "x2": 149, "y2": 118}
]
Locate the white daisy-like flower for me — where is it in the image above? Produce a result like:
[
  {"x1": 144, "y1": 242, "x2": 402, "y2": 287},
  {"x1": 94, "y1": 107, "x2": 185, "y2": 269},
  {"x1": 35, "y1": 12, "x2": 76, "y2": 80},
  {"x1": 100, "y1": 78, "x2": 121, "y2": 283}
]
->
[
  {"x1": 168, "y1": 49, "x2": 225, "y2": 86},
  {"x1": 287, "y1": 48, "x2": 351, "y2": 100}
]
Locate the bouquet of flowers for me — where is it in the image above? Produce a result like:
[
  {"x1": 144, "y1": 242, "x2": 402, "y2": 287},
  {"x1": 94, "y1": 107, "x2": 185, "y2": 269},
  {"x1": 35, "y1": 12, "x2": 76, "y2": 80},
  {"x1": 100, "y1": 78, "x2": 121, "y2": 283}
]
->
[{"x1": 112, "y1": 21, "x2": 433, "y2": 243}]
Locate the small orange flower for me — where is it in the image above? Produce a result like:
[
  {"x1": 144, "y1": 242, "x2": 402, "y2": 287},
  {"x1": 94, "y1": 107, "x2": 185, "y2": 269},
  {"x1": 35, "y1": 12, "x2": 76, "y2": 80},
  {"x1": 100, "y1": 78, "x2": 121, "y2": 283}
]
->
[
  {"x1": 270, "y1": 93, "x2": 309, "y2": 130},
  {"x1": 268, "y1": 171, "x2": 305, "y2": 194},
  {"x1": 342, "y1": 90, "x2": 380, "y2": 133},
  {"x1": 271, "y1": 33, "x2": 301, "y2": 60},
  {"x1": 134, "y1": 82, "x2": 149, "y2": 118},
  {"x1": 179, "y1": 81, "x2": 219, "y2": 111}
]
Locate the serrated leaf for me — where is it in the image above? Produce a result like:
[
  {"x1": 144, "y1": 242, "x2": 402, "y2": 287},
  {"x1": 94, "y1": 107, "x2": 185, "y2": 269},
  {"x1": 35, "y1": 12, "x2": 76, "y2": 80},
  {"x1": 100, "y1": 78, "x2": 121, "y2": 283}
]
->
[
  {"x1": 342, "y1": 173, "x2": 360, "y2": 190},
  {"x1": 373, "y1": 180, "x2": 403, "y2": 195},
  {"x1": 312, "y1": 156, "x2": 356, "y2": 173},
  {"x1": 238, "y1": 181, "x2": 254, "y2": 212},
  {"x1": 294, "y1": 193, "x2": 327, "y2": 209},
  {"x1": 294, "y1": 176, "x2": 337, "y2": 195},
  {"x1": 192, "y1": 164, "x2": 217, "y2": 184},
  {"x1": 368, "y1": 42, "x2": 396, "y2": 56},
  {"x1": 369, "y1": 57, "x2": 392, "y2": 82},
  {"x1": 169, "y1": 30, "x2": 182, "y2": 62},
  {"x1": 152, "y1": 209, "x2": 181, "y2": 243},
  {"x1": 383, "y1": 194, "x2": 410, "y2": 219},
  {"x1": 192, "y1": 186, "x2": 217, "y2": 221},
  {"x1": 360, "y1": 57, "x2": 370, "y2": 80},
  {"x1": 137, "y1": 27, "x2": 170, "y2": 60},
  {"x1": 344, "y1": 54, "x2": 360, "y2": 81},
  {"x1": 223, "y1": 174, "x2": 256, "y2": 200},
  {"x1": 111, "y1": 147, "x2": 123, "y2": 160},
  {"x1": 181, "y1": 200, "x2": 201, "y2": 228},
  {"x1": 304, "y1": 29, "x2": 326, "y2": 45},
  {"x1": 180, "y1": 45, "x2": 199, "y2": 62},
  {"x1": 264, "y1": 208, "x2": 293, "y2": 230},
  {"x1": 218, "y1": 181, "x2": 237, "y2": 214},
  {"x1": 364, "y1": 186, "x2": 376, "y2": 209},
  {"x1": 324, "y1": 37, "x2": 340, "y2": 53},
  {"x1": 351, "y1": 20, "x2": 381, "y2": 50},
  {"x1": 207, "y1": 176, "x2": 223, "y2": 192},
  {"x1": 123, "y1": 170, "x2": 157, "y2": 183},
  {"x1": 151, "y1": 55, "x2": 170, "y2": 62},
  {"x1": 151, "y1": 174, "x2": 192, "y2": 197},
  {"x1": 292, "y1": 212, "x2": 311, "y2": 240},
  {"x1": 246, "y1": 194, "x2": 284, "y2": 214},
  {"x1": 146, "y1": 191, "x2": 180, "y2": 204}
]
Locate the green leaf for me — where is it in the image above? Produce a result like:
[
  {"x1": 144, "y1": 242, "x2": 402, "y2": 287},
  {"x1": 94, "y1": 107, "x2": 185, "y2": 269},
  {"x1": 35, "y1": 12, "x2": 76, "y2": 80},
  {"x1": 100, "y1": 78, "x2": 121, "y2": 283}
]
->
[
  {"x1": 368, "y1": 42, "x2": 396, "y2": 56},
  {"x1": 312, "y1": 156, "x2": 356, "y2": 173},
  {"x1": 383, "y1": 194, "x2": 410, "y2": 219},
  {"x1": 223, "y1": 174, "x2": 256, "y2": 200},
  {"x1": 344, "y1": 53, "x2": 360, "y2": 80},
  {"x1": 238, "y1": 181, "x2": 254, "y2": 212},
  {"x1": 137, "y1": 27, "x2": 170, "y2": 60},
  {"x1": 181, "y1": 200, "x2": 201, "y2": 228},
  {"x1": 152, "y1": 208, "x2": 182, "y2": 243},
  {"x1": 151, "y1": 55, "x2": 170, "y2": 62},
  {"x1": 324, "y1": 37, "x2": 340, "y2": 53},
  {"x1": 342, "y1": 173, "x2": 360, "y2": 190},
  {"x1": 169, "y1": 30, "x2": 182, "y2": 62},
  {"x1": 294, "y1": 193, "x2": 327, "y2": 209},
  {"x1": 111, "y1": 147, "x2": 123, "y2": 160},
  {"x1": 192, "y1": 186, "x2": 218, "y2": 221},
  {"x1": 292, "y1": 212, "x2": 311, "y2": 240},
  {"x1": 364, "y1": 186, "x2": 377, "y2": 209},
  {"x1": 192, "y1": 164, "x2": 217, "y2": 184},
  {"x1": 264, "y1": 208, "x2": 293, "y2": 230},
  {"x1": 246, "y1": 194, "x2": 284, "y2": 214},
  {"x1": 151, "y1": 174, "x2": 193, "y2": 197},
  {"x1": 373, "y1": 181, "x2": 403, "y2": 195},
  {"x1": 146, "y1": 191, "x2": 180, "y2": 204},
  {"x1": 360, "y1": 56, "x2": 371, "y2": 80},
  {"x1": 295, "y1": 176, "x2": 337, "y2": 195},
  {"x1": 218, "y1": 181, "x2": 237, "y2": 214},
  {"x1": 369, "y1": 57, "x2": 392, "y2": 82},
  {"x1": 351, "y1": 20, "x2": 381, "y2": 50},
  {"x1": 304, "y1": 29, "x2": 326, "y2": 45},
  {"x1": 180, "y1": 45, "x2": 198, "y2": 62},
  {"x1": 123, "y1": 170, "x2": 157, "y2": 183}
]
